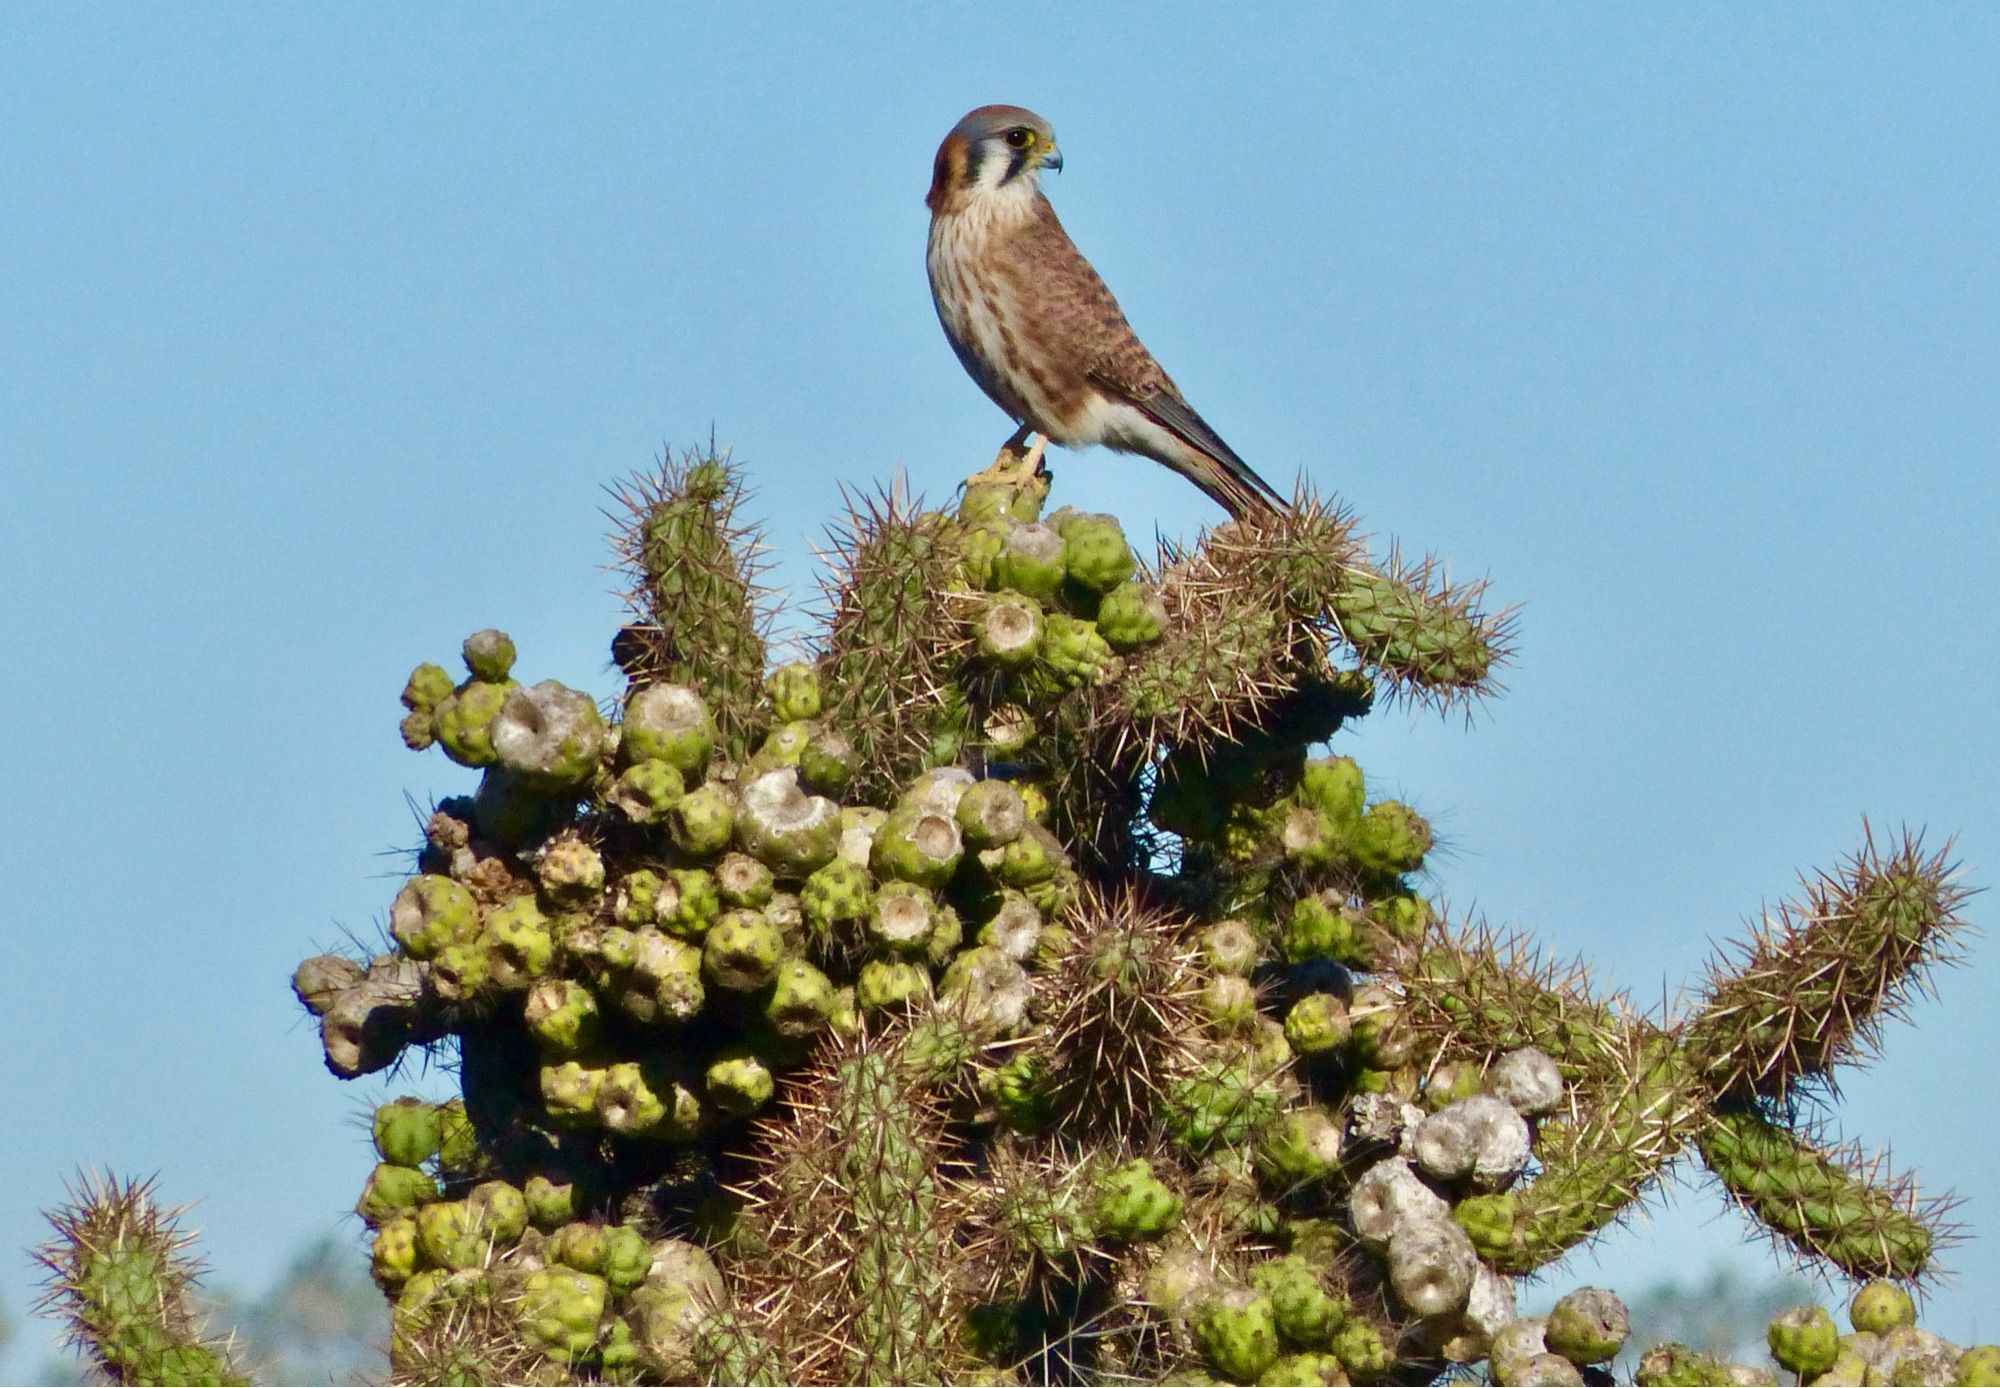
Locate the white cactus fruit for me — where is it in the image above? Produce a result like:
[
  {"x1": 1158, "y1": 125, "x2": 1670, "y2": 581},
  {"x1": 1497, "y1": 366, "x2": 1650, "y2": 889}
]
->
[
  {"x1": 1386, "y1": 1217, "x2": 1478, "y2": 1317},
  {"x1": 1486, "y1": 1045, "x2": 1563, "y2": 1115},
  {"x1": 1348, "y1": 1157, "x2": 1450, "y2": 1250},
  {"x1": 1413, "y1": 1094, "x2": 1532, "y2": 1190}
]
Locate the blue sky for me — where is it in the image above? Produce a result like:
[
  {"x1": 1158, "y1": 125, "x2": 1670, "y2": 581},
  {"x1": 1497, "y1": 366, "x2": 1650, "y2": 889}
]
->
[{"x1": 2, "y1": 5, "x2": 1995, "y2": 1374}]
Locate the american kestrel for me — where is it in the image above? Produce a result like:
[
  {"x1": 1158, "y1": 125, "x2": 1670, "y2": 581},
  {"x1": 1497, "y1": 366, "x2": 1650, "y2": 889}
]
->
[{"x1": 926, "y1": 104, "x2": 1287, "y2": 518}]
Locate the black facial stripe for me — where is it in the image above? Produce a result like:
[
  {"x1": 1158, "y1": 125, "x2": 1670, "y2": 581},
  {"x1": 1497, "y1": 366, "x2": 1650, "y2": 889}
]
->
[
  {"x1": 962, "y1": 139, "x2": 989, "y2": 188},
  {"x1": 1003, "y1": 145, "x2": 1031, "y2": 184}
]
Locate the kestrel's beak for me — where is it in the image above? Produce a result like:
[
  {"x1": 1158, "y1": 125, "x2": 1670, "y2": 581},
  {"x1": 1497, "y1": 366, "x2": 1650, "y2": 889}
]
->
[{"x1": 1040, "y1": 145, "x2": 1063, "y2": 174}]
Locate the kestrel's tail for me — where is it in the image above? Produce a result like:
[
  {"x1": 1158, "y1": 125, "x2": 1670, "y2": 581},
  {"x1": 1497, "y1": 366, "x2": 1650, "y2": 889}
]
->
[
  {"x1": 1139, "y1": 391, "x2": 1290, "y2": 519},
  {"x1": 1181, "y1": 444, "x2": 1290, "y2": 520}
]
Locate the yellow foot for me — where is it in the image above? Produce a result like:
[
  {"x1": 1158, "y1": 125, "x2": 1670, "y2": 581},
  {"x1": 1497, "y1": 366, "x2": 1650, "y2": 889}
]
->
[{"x1": 965, "y1": 432, "x2": 1050, "y2": 489}]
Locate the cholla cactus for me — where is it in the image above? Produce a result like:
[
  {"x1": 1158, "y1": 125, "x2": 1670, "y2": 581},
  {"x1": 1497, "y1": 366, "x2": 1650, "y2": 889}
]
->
[{"x1": 37, "y1": 444, "x2": 1985, "y2": 1385}]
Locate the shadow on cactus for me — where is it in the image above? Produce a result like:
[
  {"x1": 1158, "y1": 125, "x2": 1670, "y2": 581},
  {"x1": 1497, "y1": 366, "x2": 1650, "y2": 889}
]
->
[{"x1": 38, "y1": 445, "x2": 1986, "y2": 1386}]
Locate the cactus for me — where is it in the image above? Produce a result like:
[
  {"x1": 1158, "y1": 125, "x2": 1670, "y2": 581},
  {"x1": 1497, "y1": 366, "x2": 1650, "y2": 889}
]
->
[
  {"x1": 33, "y1": 1174, "x2": 245, "y2": 1386},
  {"x1": 30, "y1": 443, "x2": 1980, "y2": 1385}
]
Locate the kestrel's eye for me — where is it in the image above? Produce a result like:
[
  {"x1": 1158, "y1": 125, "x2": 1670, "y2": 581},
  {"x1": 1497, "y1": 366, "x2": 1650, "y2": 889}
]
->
[{"x1": 1005, "y1": 128, "x2": 1033, "y2": 149}]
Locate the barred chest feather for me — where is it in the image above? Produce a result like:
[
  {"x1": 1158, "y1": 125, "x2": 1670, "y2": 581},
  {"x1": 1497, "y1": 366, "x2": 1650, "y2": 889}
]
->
[{"x1": 927, "y1": 198, "x2": 1087, "y2": 442}]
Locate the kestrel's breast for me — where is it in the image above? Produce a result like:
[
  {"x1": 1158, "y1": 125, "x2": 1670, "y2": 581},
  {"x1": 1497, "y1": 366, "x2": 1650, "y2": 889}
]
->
[{"x1": 927, "y1": 204, "x2": 1108, "y2": 443}]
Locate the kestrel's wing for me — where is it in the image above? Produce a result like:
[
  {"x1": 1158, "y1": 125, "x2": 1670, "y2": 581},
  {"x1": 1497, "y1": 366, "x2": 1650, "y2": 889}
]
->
[
  {"x1": 1003, "y1": 199, "x2": 1289, "y2": 517},
  {"x1": 1085, "y1": 364, "x2": 1288, "y2": 517}
]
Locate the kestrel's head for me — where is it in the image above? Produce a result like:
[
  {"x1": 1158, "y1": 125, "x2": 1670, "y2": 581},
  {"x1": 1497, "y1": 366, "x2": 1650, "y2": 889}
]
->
[{"x1": 926, "y1": 104, "x2": 1063, "y2": 215}]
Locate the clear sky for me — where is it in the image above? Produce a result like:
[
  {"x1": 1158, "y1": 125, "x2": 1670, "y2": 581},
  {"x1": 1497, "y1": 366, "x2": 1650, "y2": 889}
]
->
[{"x1": 3, "y1": 5, "x2": 1995, "y2": 1376}]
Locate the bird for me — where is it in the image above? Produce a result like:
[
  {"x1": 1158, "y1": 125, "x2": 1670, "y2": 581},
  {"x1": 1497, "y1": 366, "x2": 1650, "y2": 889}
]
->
[{"x1": 926, "y1": 104, "x2": 1288, "y2": 519}]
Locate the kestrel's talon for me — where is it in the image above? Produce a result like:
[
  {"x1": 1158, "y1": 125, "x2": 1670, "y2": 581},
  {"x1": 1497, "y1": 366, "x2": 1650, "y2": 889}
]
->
[
  {"x1": 925, "y1": 104, "x2": 1290, "y2": 520},
  {"x1": 964, "y1": 429, "x2": 1047, "y2": 489}
]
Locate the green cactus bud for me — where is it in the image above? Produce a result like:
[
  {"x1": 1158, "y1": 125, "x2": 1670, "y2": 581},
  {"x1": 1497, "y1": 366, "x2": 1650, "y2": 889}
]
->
[
  {"x1": 481, "y1": 894, "x2": 554, "y2": 989},
  {"x1": 856, "y1": 957, "x2": 932, "y2": 1011},
  {"x1": 612, "y1": 869, "x2": 663, "y2": 925},
  {"x1": 715, "y1": 851, "x2": 776, "y2": 908},
  {"x1": 461, "y1": 629, "x2": 516, "y2": 682},
  {"x1": 1545, "y1": 1287, "x2": 1629, "y2": 1365},
  {"x1": 765, "y1": 958, "x2": 836, "y2": 1037},
  {"x1": 541, "y1": 1058, "x2": 604, "y2": 1126},
  {"x1": 1633, "y1": 1343, "x2": 1733, "y2": 1386},
  {"x1": 660, "y1": 867, "x2": 721, "y2": 939},
  {"x1": 466, "y1": 1180, "x2": 527, "y2": 1245},
  {"x1": 392, "y1": 876, "x2": 482, "y2": 964},
  {"x1": 1281, "y1": 894, "x2": 1354, "y2": 964},
  {"x1": 798, "y1": 725, "x2": 860, "y2": 794},
  {"x1": 549, "y1": 1221, "x2": 610, "y2": 1274},
  {"x1": 800, "y1": 859, "x2": 872, "y2": 937},
  {"x1": 1196, "y1": 1286, "x2": 1281, "y2": 1384},
  {"x1": 1255, "y1": 1108, "x2": 1344, "y2": 1188},
  {"x1": 1850, "y1": 1279, "x2": 1917, "y2": 1333},
  {"x1": 524, "y1": 978, "x2": 602, "y2": 1055},
  {"x1": 621, "y1": 683, "x2": 716, "y2": 774},
  {"x1": 735, "y1": 768, "x2": 841, "y2": 876},
  {"x1": 1041, "y1": 610, "x2": 1118, "y2": 687},
  {"x1": 1451, "y1": 1192, "x2": 1517, "y2": 1261},
  {"x1": 765, "y1": 662, "x2": 822, "y2": 721},
  {"x1": 1283, "y1": 993, "x2": 1352, "y2": 1054},
  {"x1": 747, "y1": 717, "x2": 815, "y2": 774},
  {"x1": 373, "y1": 1097, "x2": 443, "y2": 1167},
  {"x1": 537, "y1": 835, "x2": 605, "y2": 904},
  {"x1": 598, "y1": 1224, "x2": 652, "y2": 1296},
  {"x1": 402, "y1": 661, "x2": 455, "y2": 713},
  {"x1": 992, "y1": 522, "x2": 1067, "y2": 604},
  {"x1": 1767, "y1": 1304, "x2": 1840, "y2": 1378},
  {"x1": 871, "y1": 803, "x2": 964, "y2": 887},
  {"x1": 706, "y1": 1045, "x2": 777, "y2": 1117},
  {"x1": 435, "y1": 1099, "x2": 480, "y2": 1178},
  {"x1": 1958, "y1": 1346, "x2": 2000, "y2": 1387},
  {"x1": 608, "y1": 758, "x2": 685, "y2": 823},
  {"x1": 357, "y1": 1162, "x2": 438, "y2": 1227},
  {"x1": 1330, "y1": 1320, "x2": 1393, "y2": 1380},
  {"x1": 997, "y1": 822, "x2": 1062, "y2": 888},
  {"x1": 371, "y1": 1215, "x2": 421, "y2": 1289},
  {"x1": 1259, "y1": 1351, "x2": 1349, "y2": 1386},
  {"x1": 1350, "y1": 800, "x2": 1431, "y2": 876},
  {"x1": 1088, "y1": 1158, "x2": 1181, "y2": 1242},
  {"x1": 958, "y1": 519, "x2": 1008, "y2": 590},
  {"x1": 959, "y1": 482, "x2": 1042, "y2": 527},
  {"x1": 977, "y1": 1064, "x2": 1055, "y2": 1145},
  {"x1": 524, "y1": 1175, "x2": 577, "y2": 1229},
  {"x1": 702, "y1": 909, "x2": 787, "y2": 991},
  {"x1": 518, "y1": 1266, "x2": 608, "y2": 1362},
  {"x1": 432, "y1": 678, "x2": 513, "y2": 768},
  {"x1": 415, "y1": 1200, "x2": 488, "y2": 1271},
  {"x1": 1058, "y1": 513, "x2": 1137, "y2": 593},
  {"x1": 493, "y1": 680, "x2": 606, "y2": 790},
  {"x1": 1255, "y1": 1257, "x2": 1350, "y2": 1353},
  {"x1": 1297, "y1": 756, "x2": 1365, "y2": 824},
  {"x1": 672, "y1": 780, "x2": 736, "y2": 857},
  {"x1": 1095, "y1": 580, "x2": 1167, "y2": 651},
  {"x1": 1167, "y1": 1064, "x2": 1283, "y2": 1154}
]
